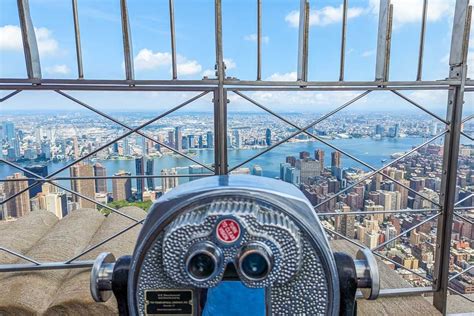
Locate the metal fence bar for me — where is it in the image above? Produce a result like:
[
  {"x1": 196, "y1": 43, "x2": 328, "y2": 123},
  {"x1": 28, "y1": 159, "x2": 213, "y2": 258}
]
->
[
  {"x1": 257, "y1": 0, "x2": 262, "y2": 80},
  {"x1": 71, "y1": 0, "x2": 84, "y2": 79},
  {"x1": 462, "y1": 114, "x2": 473, "y2": 123},
  {"x1": 325, "y1": 228, "x2": 433, "y2": 283},
  {"x1": 214, "y1": 0, "x2": 228, "y2": 175},
  {"x1": 0, "y1": 261, "x2": 95, "y2": 273},
  {"x1": 375, "y1": 0, "x2": 391, "y2": 81},
  {"x1": 65, "y1": 219, "x2": 144, "y2": 263},
  {"x1": 0, "y1": 246, "x2": 41, "y2": 265},
  {"x1": 447, "y1": 286, "x2": 474, "y2": 303},
  {"x1": 169, "y1": 0, "x2": 177, "y2": 80},
  {"x1": 55, "y1": 90, "x2": 213, "y2": 171},
  {"x1": 234, "y1": 91, "x2": 440, "y2": 206},
  {"x1": 371, "y1": 213, "x2": 440, "y2": 251},
  {"x1": 120, "y1": 0, "x2": 134, "y2": 81},
  {"x1": 297, "y1": 0, "x2": 309, "y2": 82},
  {"x1": 460, "y1": 131, "x2": 473, "y2": 141},
  {"x1": 17, "y1": 0, "x2": 41, "y2": 79},
  {"x1": 433, "y1": 1, "x2": 471, "y2": 313},
  {"x1": 232, "y1": 90, "x2": 442, "y2": 206},
  {"x1": 313, "y1": 131, "x2": 447, "y2": 210},
  {"x1": 339, "y1": 0, "x2": 348, "y2": 81},
  {"x1": 454, "y1": 212, "x2": 474, "y2": 225},
  {"x1": 0, "y1": 174, "x2": 214, "y2": 182},
  {"x1": 449, "y1": 265, "x2": 473, "y2": 281},
  {"x1": 455, "y1": 193, "x2": 474, "y2": 206},
  {"x1": 391, "y1": 90, "x2": 449, "y2": 125},
  {"x1": 317, "y1": 208, "x2": 440, "y2": 217},
  {"x1": 417, "y1": 0, "x2": 428, "y2": 81},
  {"x1": 0, "y1": 91, "x2": 211, "y2": 205},
  {"x1": 0, "y1": 90, "x2": 21, "y2": 102},
  {"x1": 229, "y1": 90, "x2": 371, "y2": 172}
]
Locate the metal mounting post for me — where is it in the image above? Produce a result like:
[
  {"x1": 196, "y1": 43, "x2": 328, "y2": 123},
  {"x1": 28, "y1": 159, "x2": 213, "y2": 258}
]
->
[{"x1": 433, "y1": 0, "x2": 471, "y2": 313}]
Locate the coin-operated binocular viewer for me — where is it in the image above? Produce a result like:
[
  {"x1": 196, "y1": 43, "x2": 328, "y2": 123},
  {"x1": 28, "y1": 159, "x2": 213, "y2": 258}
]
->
[{"x1": 90, "y1": 176, "x2": 379, "y2": 316}]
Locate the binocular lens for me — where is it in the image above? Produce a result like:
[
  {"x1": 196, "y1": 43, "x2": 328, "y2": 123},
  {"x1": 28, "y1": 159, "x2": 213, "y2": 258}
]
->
[
  {"x1": 188, "y1": 252, "x2": 216, "y2": 280},
  {"x1": 238, "y1": 243, "x2": 272, "y2": 281},
  {"x1": 241, "y1": 253, "x2": 269, "y2": 279}
]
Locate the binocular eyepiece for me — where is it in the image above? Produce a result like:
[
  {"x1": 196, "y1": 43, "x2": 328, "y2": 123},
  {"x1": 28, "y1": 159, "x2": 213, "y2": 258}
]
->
[{"x1": 90, "y1": 175, "x2": 379, "y2": 316}]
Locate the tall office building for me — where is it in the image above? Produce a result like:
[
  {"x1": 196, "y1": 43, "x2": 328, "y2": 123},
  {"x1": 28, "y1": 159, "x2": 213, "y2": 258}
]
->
[
  {"x1": 385, "y1": 224, "x2": 398, "y2": 249},
  {"x1": 70, "y1": 163, "x2": 96, "y2": 209},
  {"x1": 188, "y1": 134, "x2": 195, "y2": 148},
  {"x1": 168, "y1": 130, "x2": 175, "y2": 148},
  {"x1": 315, "y1": 149, "x2": 325, "y2": 171},
  {"x1": 2, "y1": 122, "x2": 15, "y2": 142},
  {"x1": 175, "y1": 127, "x2": 182, "y2": 151},
  {"x1": 296, "y1": 159, "x2": 320, "y2": 184},
  {"x1": 331, "y1": 151, "x2": 341, "y2": 178},
  {"x1": 5, "y1": 173, "x2": 31, "y2": 218},
  {"x1": 336, "y1": 204, "x2": 355, "y2": 239},
  {"x1": 265, "y1": 128, "x2": 272, "y2": 146},
  {"x1": 206, "y1": 131, "x2": 214, "y2": 148},
  {"x1": 24, "y1": 165, "x2": 48, "y2": 199},
  {"x1": 112, "y1": 171, "x2": 132, "y2": 201},
  {"x1": 233, "y1": 129, "x2": 242, "y2": 149},
  {"x1": 123, "y1": 138, "x2": 131, "y2": 156},
  {"x1": 146, "y1": 158, "x2": 154, "y2": 190},
  {"x1": 198, "y1": 135, "x2": 204, "y2": 148},
  {"x1": 13, "y1": 135, "x2": 21, "y2": 158},
  {"x1": 45, "y1": 193, "x2": 63, "y2": 219},
  {"x1": 280, "y1": 163, "x2": 300, "y2": 186},
  {"x1": 112, "y1": 142, "x2": 119, "y2": 154},
  {"x1": 93, "y1": 163, "x2": 107, "y2": 193},
  {"x1": 375, "y1": 124, "x2": 384, "y2": 136},
  {"x1": 135, "y1": 156, "x2": 145, "y2": 201}
]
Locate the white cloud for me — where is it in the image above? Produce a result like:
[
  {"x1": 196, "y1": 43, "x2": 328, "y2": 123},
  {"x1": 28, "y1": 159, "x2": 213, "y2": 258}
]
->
[
  {"x1": 223, "y1": 58, "x2": 236, "y2": 70},
  {"x1": 285, "y1": 4, "x2": 364, "y2": 27},
  {"x1": 134, "y1": 48, "x2": 202, "y2": 76},
  {"x1": 361, "y1": 49, "x2": 375, "y2": 58},
  {"x1": 45, "y1": 64, "x2": 70, "y2": 75},
  {"x1": 0, "y1": 25, "x2": 59, "y2": 56},
  {"x1": 369, "y1": 0, "x2": 455, "y2": 26},
  {"x1": 266, "y1": 72, "x2": 297, "y2": 81},
  {"x1": 177, "y1": 59, "x2": 202, "y2": 76},
  {"x1": 244, "y1": 33, "x2": 270, "y2": 44},
  {"x1": 134, "y1": 49, "x2": 172, "y2": 70}
]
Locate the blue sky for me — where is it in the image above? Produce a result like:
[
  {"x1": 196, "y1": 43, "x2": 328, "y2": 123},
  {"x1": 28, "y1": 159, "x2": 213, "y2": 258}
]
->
[{"x1": 0, "y1": 0, "x2": 472, "y2": 115}]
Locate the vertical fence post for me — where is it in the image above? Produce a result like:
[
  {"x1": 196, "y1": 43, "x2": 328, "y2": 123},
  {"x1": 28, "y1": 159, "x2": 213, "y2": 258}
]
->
[
  {"x1": 214, "y1": 0, "x2": 228, "y2": 175},
  {"x1": 433, "y1": 0, "x2": 471, "y2": 313},
  {"x1": 72, "y1": 0, "x2": 84, "y2": 79},
  {"x1": 375, "y1": 0, "x2": 392, "y2": 82},
  {"x1": 17, "y1": 0, "x2": 41, "y2": 80}
]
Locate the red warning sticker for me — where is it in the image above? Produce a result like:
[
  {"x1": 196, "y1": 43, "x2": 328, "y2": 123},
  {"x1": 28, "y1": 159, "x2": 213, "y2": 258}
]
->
[{"x1": 216, "y1": 219, "x2": 241, "y2": 244}]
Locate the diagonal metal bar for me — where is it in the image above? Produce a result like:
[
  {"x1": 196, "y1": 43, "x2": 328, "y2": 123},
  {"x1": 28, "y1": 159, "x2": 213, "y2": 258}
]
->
[
  {"x1": 460, "y1": 131, "x2": 473, "y2": 141},
  {"x1": 0, "y1": 158, "x2": 141, "y2": 222},
  {"x1": 372, "y1": 213, "x2": 440, "y2": 251},
  {"x1": 0, "y1": 90, "x2": 21, "y2": 102},
  {"x1": 462, "y1": 113, "x2": 473, "y2": 123},
  {"x1": 0, "y1": 246, "x2": 40, "y2": 265},
  {"x1": 65, "y1": 219, "x2": 144, "y2": 263},
  {"x1": 313, "y1": 131, "x2": 447, "y2": 210},
  {"x1": 454, "y1": 212, "x2": 474, "y2": 225},
  {"x1": 391, "y1": 90, "x2": 449, "y2": 125},
  {"x1": 229, "y1": 90, "x2": 372, "y2": 171},
  {"x1": 455, "y1": 193, "x2": 473, "y2": 206},
  {"x1": 0, "y1": 91, "x2": 211, "y2": 205},
  {"x1": 55, "y1": 90, "x2": 214, "y2": 172},
  {"x1": 324, "y1": 228, "x2": 433, "y2": 283},
  {"x1": 448, "y1": 286, "x2": 474, "y2": 303},
  {"x1": 233, "y1": 91, "x2": 442, "y2": 206},
  {"x1": 449, "y1": 265, "x2": 473, "y2": 281},
  {"x1": 317, "y1": 207, "x2": 440, "y2": 217}
]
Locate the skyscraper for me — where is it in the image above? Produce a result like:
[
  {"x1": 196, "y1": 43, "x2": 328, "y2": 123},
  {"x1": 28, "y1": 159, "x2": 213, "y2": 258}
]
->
[
  {"x1": 41, "y1": 141, "x2": 51, "y2": 160},
  {"x1": 146, "y1": 158, "x2": 154, "y2": 190},
  {"x1": 93, "y1": 163, "x2": 107, "y2": 193},
  {"x1": 24, "y1": 164, "x2": 48, "y2": 199},
  {"x1": 112, "y1": 171, "x2": 132, "y2": 201},
  {"x1": 188, "y1": 134, "x2": 195, "y2": 148},
  {"x1": 175, "y1": 127, "x2": 182, "y2": 151},
  {"x1": 206, "y1": 131, "x2": 214, "y2": 148},
  {"x1": 70, "y1": 163, "x2": 96, "y2": 209},
  {"x1": 5, "y1": 173, "x2": 31, "y2": 218},
  {"x1": 233, "y1": 129, "x2": 242, "y2": 149},
  {"x1": 315, "y1": 149, "x2": 325, "y2": 170},
  {"x1": 2, "y1": 122, "x2": 14, "y2": 142},
  {"x1": 296, "y1": 159, "x2": 321, "y2": 184},
  {"x1": 265, "y1": 128, "x2": 272, "y2": 146},
  {"x1": 13, "y1": 135, "x2": 20, "y2": 158},
  {"x1": 73, "y1": 136, "x2": 80, "y2": 159},
  {"x1": 123, "y1": 138, "x2": 131, "y2": 156},
  {"x1": 135, "y1": 156, "x2": 145, "y2": 201},
  {"x1": 331, "y1": 151, "x2": 341, "y2": 177},
  {"x1": 168, "y1": 130, "x2": 175, "y2": 148}
]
